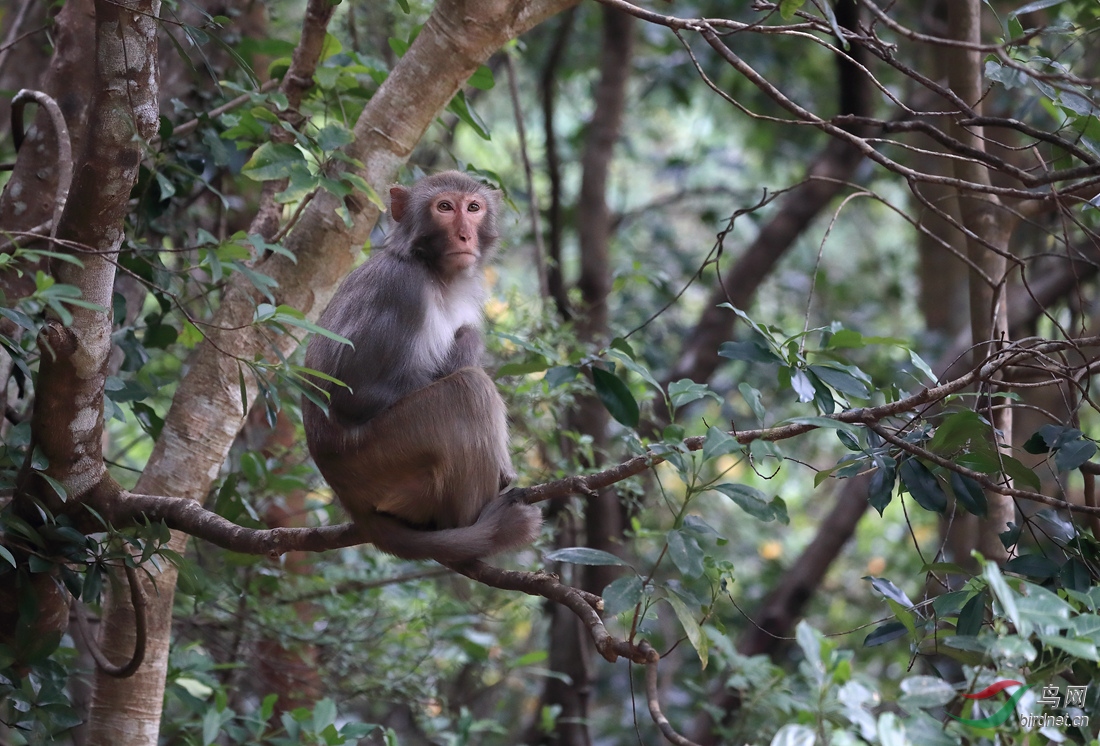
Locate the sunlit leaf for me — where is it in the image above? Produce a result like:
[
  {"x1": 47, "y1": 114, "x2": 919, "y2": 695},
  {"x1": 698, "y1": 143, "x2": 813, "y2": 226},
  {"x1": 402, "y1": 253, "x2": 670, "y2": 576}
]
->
[
  {"x1": 545, "y1": 547, "x2": 631, "y2": 567},
  {"x1": 664, "y1": 592, "x2": 708, "y2": 669}
]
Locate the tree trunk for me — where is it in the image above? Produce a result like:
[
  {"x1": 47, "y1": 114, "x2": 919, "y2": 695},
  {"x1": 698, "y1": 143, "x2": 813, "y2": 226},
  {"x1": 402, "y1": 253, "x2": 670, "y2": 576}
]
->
[
  {"x1": 81, "y1": 2, "x2": 578, "y2": 742},
  {"x1": 944, "y1": 0, "x2": 1015, "y2": 563},
  {"x1": 536, "y1": 8, "x2": 633, "y2": 746}
]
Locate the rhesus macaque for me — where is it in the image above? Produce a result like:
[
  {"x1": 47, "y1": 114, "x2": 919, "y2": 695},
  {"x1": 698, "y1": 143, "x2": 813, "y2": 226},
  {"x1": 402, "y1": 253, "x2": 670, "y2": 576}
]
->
[{"x1": 302, "y1": 171, "x2": 541, "y2": 563}]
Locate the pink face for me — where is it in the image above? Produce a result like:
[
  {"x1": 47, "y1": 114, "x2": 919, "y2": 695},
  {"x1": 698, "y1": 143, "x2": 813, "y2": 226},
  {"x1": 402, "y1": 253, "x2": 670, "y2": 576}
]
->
[{"x1": 431, "y1": 190, "x2": 487, "y2": 274}]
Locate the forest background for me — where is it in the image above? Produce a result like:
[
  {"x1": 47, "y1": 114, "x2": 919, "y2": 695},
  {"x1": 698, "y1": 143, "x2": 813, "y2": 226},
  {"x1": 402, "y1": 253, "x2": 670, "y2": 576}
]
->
[{"x1": 1, "y1": 0, "x2": 1100, "y2": 744}]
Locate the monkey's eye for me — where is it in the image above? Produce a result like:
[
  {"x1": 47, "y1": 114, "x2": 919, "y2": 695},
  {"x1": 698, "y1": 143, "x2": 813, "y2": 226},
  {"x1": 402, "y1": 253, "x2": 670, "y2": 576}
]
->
[
  {"x1": 467, "y1": 202, "x2": 481, "y2": 213},
  {"x1": 437, "y1": 201, "x2": 454, "y2": 212}
]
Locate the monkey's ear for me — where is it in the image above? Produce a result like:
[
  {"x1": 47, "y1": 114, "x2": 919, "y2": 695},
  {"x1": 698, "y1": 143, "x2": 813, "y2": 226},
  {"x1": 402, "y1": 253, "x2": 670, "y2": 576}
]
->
[{"x1": 389, "y1": 186, "x2": 410, "y2": 222}]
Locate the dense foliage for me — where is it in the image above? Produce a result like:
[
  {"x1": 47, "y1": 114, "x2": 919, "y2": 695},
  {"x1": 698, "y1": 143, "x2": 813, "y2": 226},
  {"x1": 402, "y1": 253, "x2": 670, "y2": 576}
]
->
[{"x1": 2, "y1": 0, "x2": 1100, "y2": 744}]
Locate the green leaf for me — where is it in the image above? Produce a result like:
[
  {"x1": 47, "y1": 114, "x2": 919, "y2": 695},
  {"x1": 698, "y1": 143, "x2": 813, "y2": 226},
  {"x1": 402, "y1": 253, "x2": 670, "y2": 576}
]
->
[
  {"x1": 667, "y1": 378, "x2": 720, "y2": 409},
  {"x1": 909, "y1": 350, "x2": 937, "y2": 383},
  {"x1": 592, "y1": 367, "x2": 639, "y2": 427},
  {"x1": 836, "y1": 429, "x2": 861, "y2": 451},
  {"x1": 1022, "y1": 430, "x2": 1050, "y2": 454},
  {"x1": 1037, "y1": 634, "x2": 1099, "y2": 660},
  {"x1": 949, "y1": 471, "x2": 987, "y2": 517},
  {"x1": 738, "y1": 382, "x2": 766, "y2": 423},
  {"x1": 242, "y1": 142, "x2": 307, "y2": 181},
  {"x1": 1010, "y1": 0, "x2": 1068, "y2": 17},
  {"x1": 313, "y1": 698, "x2": 337, "y2": 731},
  {"x1": 467, "y1": 64, "x2": 495, "y2": 90},
  {"x1": 1004, "y1": 554, "x2": 1060, "y2": 579},
  {"x1": 778, "y1": 0, "x2": 805, "y2": 20},
  {"x1": 38, "y1": 473, "x2": 68, "y2": 503},
  {"x1": 664, "y1": 592, "x2": 708, "y2": 669},
  {"x1": 864, "y1": 621, "x2": 908, "y2": 647},
  {"x1": 1060, "y1": 558, "x2": 1090, "y2": 593},
  {"x1": 718, "y1": 340, "x2": 779, "y2": 364},
  {"x1": 928, "y1": 410, "x2": 988, "y2": 453},
  {"x1": 931, "y1": 590, "x2": 971, "y2": 616},
  {"x1": 955, "y1": 449, "x2": 1002, "y2": 474},
  {"x1": 607, "y1": 348, "x2": 663, "y2": 395},
  {"x1": 809, "y1": 370, "x2": 835, "y2": 414},
  {"x1": 983, "y1": 563, "x2": 1021, "y2": 632},
  {"x1": 702, "y1": 427, "x2": 740, "y2": 460},
  {"x1": 667, "y1": 529, "x2": 704, "y2": 577},
  {"x1": 447, "y1": 90, "x2": 491, "y2": 140},
  {"x1": 868, "y1": 458, "x2": 896, "y2": 515},
  {"x1": 898, "y1": 676, "x2": 956, "y2": 709},
  {"x1": 339, "y1": 172, "x2": 386, "y2": 211},
  {"x1": 544, "y1": 366, "x2": 580, "y2": 388},
  {"x1": 865, "y1": 576, "x2": 915, "y2": 608},
  {"x1": 713, "y1": 483, "x2": 787, "y2": 523},
  {"x1": 899, "y1": 459, "x2": 947, "y2": 513},
  {"x1": 602, "y1": 575, "x2": 643, "y2": 616},
  {"x1": 682, "y1": 514, "x2": 724, "y2": 538},
  {"x1": 955, "y1": 591, "x2": 986, "y2": 636},
  {"x1": 202, "y1": 707, "x2": 222, "y2": 746},
  {"x1": 0, "y1": 544, "x2": 15, "y2": 567},
  {"x1": 1056, "y1": 438, "x2": 1096, "y2": 472},
  {"x1": 545, "y1": 547, "x2": 631, "y2": 567},
  {"x1": 496, "y1": 357, "x2": 550, "y2": 377},
  {"x1": 808, "y1": 364, "x2": 870, "y2": 398},
  {"x1": 0, "y1": 306, "x2": 35, "y2": 330},
  {"x1": 1001, "y1": 455, "x2": 1042, "y2": 491},
  {"x1": 315, "y1": 123, "x2": 353, "y2": 152},
  {"x1": 132, "y1": 402, "x2": 165, "y2": 439}
]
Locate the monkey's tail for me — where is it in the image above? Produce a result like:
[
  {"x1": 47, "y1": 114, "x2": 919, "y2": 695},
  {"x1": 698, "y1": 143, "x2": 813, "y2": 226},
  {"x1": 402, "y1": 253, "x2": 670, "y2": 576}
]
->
[{"x1": 365, "y1": 496, "x2": 542, "y2": 564}]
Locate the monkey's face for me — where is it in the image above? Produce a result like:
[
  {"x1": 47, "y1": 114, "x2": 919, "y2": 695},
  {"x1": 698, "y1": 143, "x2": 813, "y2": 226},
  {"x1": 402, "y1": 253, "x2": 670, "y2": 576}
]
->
[{"x1": 430, "y1": 191, "x2": 488, "y2": 275}]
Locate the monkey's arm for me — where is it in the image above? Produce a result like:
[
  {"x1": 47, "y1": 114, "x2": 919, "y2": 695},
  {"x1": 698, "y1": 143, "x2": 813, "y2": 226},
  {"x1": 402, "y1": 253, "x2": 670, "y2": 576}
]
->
[{"x1": 320, "y1": 257, "x2": 435, "y2": 425}]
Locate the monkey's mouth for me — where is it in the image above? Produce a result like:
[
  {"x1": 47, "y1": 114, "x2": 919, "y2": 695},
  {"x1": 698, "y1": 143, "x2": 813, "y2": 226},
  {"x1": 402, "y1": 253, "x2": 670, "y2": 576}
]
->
[{"x1": 446, "y1": 251, "x2": 479, "y2": 263}]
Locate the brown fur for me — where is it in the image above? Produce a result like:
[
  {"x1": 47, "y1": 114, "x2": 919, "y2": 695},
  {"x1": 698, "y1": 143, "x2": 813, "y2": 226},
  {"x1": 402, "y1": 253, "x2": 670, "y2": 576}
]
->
[{"x1": 302, "y1": 172, "x2": 541, "y2": 562}]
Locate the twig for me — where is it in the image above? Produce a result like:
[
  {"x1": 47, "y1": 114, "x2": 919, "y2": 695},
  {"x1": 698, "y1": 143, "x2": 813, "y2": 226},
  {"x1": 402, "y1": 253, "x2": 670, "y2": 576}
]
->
[
  {"x1": 0, "y1": 0, "x2": 36, "y2": 78},
  {"x1": 505, "y1": 51, "x2": 548, "y2": 299},
  {"x1": 84, "y1": 335, "x2": 1100, "y2": 558}
]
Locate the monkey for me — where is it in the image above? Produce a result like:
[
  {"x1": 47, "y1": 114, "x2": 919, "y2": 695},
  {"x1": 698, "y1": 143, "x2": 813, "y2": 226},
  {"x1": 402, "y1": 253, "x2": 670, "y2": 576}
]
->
[{"x1": 302, "y1": 171, "x2": 542, "y2": 564}]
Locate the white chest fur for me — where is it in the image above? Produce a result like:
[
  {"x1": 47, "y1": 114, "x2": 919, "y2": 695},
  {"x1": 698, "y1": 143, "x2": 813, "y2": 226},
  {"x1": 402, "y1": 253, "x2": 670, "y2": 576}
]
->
[{"x1": 412, "y1": 274, "x2": 486, "y2": 371}]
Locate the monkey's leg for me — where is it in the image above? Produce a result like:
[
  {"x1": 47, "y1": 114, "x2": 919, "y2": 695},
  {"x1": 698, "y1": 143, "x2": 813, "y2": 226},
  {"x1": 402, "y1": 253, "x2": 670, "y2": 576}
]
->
[{"x1": 358, "y1": 367, "x2": 510, "y2": 525}]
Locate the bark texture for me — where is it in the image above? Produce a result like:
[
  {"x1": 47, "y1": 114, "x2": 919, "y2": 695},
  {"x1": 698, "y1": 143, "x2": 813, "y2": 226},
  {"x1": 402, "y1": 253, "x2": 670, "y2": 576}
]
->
[
  {"x1": 84, "y1": 2, "x2": 578, "y2": 742},
  {"x1": 11, "y1": 0, "x2": 163, "y2": 742}
]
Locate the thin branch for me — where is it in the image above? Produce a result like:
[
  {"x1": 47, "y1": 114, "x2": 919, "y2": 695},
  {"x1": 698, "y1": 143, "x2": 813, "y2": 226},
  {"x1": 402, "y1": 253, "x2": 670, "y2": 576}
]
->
[
  {"x1": 167, "y1": 79, "x2": 280, "y2": 141},
  {"x1": 0, "y1": 0, "x2": 36, "y2": 78},
  {"x1": 504, "y1": 51, "x2": 548, "y2": 300},
  {"x1": 643, "y1": 641, "x2": 701, "y2": 746},
  {"x1": 85, "y1": 335, "x2": 1100, "y2": 557}
]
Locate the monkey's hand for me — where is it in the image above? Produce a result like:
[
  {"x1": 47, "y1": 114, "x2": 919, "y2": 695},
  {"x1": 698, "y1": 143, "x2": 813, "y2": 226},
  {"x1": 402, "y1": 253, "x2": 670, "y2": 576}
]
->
[{"x1": 446, "y1": 324, "x2": 485, "y2": 370}]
